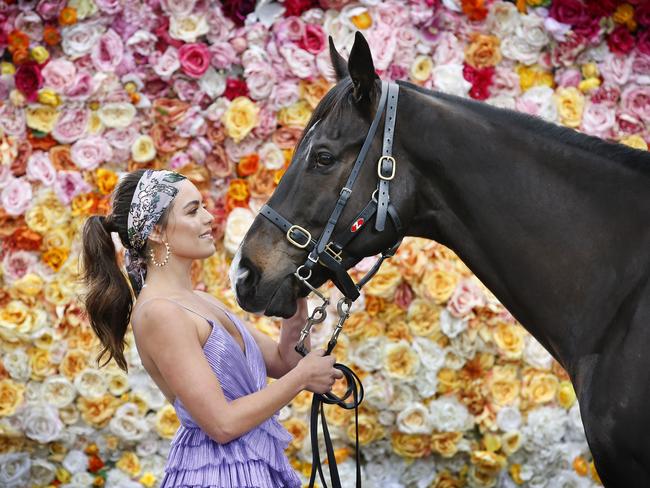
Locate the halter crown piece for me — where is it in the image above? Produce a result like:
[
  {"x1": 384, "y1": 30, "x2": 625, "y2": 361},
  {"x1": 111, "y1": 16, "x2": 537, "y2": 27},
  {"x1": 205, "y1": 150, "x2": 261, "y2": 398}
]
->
[
  {"x1": 259, "y1": 80, "x2": 403, "y2": 488},
  {"x1": 124, "y1": 169, "x2": 187, "y2": 291}
]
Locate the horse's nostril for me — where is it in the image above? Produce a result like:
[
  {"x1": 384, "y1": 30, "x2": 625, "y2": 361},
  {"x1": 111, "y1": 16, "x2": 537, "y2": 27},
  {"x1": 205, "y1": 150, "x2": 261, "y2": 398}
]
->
[{"x1": 236, "y1": 257, "x2": 260, "y2": 294}]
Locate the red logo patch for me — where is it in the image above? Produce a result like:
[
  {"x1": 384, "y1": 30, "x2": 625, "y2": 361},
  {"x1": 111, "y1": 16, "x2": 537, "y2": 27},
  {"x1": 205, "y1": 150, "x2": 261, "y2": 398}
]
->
[{"x1": 351, "y1": 218, "x2": 364, "y2": 233}]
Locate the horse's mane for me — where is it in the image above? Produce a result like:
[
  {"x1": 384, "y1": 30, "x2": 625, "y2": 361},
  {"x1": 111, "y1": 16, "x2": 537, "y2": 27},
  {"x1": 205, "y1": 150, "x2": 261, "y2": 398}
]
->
[{"x1": 397, "y1": 80, "x2": 650, "y2": 174}]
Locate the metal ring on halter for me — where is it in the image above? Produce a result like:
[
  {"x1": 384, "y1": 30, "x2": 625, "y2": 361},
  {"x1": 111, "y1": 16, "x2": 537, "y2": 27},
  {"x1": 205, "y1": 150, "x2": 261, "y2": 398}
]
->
[
  {"x1": 371, "y1": 189, "x2": 378, "y2": 203},
  {"x1": 295, "y1": 265, "x2": 312, "y2": 281},
  {"x1": 337, "y1": 297, "x2": 352, "y2": 316}
]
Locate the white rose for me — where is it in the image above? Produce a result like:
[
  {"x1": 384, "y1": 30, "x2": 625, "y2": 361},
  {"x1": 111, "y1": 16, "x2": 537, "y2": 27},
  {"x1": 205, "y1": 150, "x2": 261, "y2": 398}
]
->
[
  {"x1": 160, "y1": 0, "x2": 197, "y2": 17},
  {"x1": 600, "y1": 51, "x2": 634, "y2": 86},
  {"x1": 30, "y1": 458, "x2": 56, "y2": 486},
  {"x1": 62, "y1": 449, "x2": 88, "y2": 474},
  {"x1": 548, "y1": 471, "x2": 592, "y2": 488},
  {"x1": 348, "y1": 336, "x2": 386, "y2": 372},
  {"x1": 169, "y1": 14, "x2": 209, "y2": 43},
  {"x1": 259, "y1": 141, "x2": 285, "y2": 170},
  {"x1": 523, "y1": 335, "x2": 553, "y2": 370},
  {"x1": 106, "y1": 370, "x2": 130, "y2": 396},
  {"x1": 501, "y1": 34, "x2": 542, "y2": 66},
  {"x1": 517, "y1": 86, "x2": 558, "y2": 123},
  {"x1": 42, "y1": 376, "x2": 77, "y2": 408},
  {"x1": 432, "y1": 64, "x2": 471, "y2": 98},
  {"x1": 322, "y1": 11, "x2": 353, "y2": 55},
  {"x1": 401, "y1": 458, "x2": 438, "y2": 487},
  {"x1": 2, "y1": 348, "x2": 31, "y2": 382},
  {"x1": 69, "y1": 472, "x2": 95, "y2": 487},
  {"x1": 98, "y1": 102, "x2": 136, "y2": 129},
  {"x1": 109, "y1": 403, "x2": 149, "y2": 441},
  {"x1": 280, "y1": 44, "x2": 317, "y2": 79},
  {"x1": 412, "y1": 367, "x2": 438, "y2": 397},
  {"x1": 487, "y1": 95, "x2": 516, "y2": 110},
  {"x1": 361, "y1": 373, "x2": 394, "y2": 410},
  {"x1": 126, "y1": 30, "x2": 158, "y2": 57},
  {"x1": 61, "y1": 22, "x2": 105, "y2": 59},
  {"x1": 439, "y1": 308, "x2": 468, "y2": 339},
  {"x1": 518, "y1": 14, "x2": 549, "y2": 50},
  {"x1": 21, "y1": 404, "x2": 63, "y2": 443},
  {"x1": 198, "y1": 67, "x2": 226, "y2": 99},
  {"x1": 131, "y1": 134, "x2": 156, "y2": 163},
  {"x1": 245, "y1": 68, "x2": 276, "y2": 100},
  {"x1": 74, "y1": 368, "x2": 108, "y2": 398},
  {"x1": 496, "y1": 406, "x2": 522, "y2": 432},
  {"x1": 486, "y1": 1, "x2": 520, "y2": 37},
  {"x1": 396, "y1": 402, "x2": 433, "y2": 434},
  {"x1": 581, "y1": 102, "x2": 615, "y2": 138},
  {"x1": 412, "y1": 336, "x2": 445, "y2": 371},
  {"x1": 0, "y1": 452, "x2": 31, "y2": 487},
  {"x1": 428, "y1": 396, "x2": 472, "y2": 432},
  {"x1": 523, "y1": 406, "x2": 567, "y2": 448},
  {"x1": 151, "y1": 46, "x2": 181, "y2": 81},
  {"x1": 224, "y1": 207, "x2": 256, "y2": 255}
]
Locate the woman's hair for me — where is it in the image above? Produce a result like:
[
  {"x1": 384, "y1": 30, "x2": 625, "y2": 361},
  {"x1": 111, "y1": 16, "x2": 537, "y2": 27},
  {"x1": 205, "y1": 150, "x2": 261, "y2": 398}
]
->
[{"x1": 80, "y1": 169, "x2": 174, "y2": 372}]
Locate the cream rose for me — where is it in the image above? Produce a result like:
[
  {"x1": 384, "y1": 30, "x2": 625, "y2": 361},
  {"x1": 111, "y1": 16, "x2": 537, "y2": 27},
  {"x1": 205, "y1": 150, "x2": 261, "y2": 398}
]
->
[
  {"x1": 131, "y1": 134, "x2": 156, "y2": 163},
  {"x1": 224, "y1": 207, "x2": 255, "y2": 255}
]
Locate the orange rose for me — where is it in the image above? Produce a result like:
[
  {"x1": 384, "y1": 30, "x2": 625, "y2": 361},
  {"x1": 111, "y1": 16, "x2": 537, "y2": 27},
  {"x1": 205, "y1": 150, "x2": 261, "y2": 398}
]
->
[
  {"x1": 299, "y1": 78, "x2": 333, "y2": 109},
  {"x1": 150, "y1": 123, "x2": 189, "y2": 153},
  {"x1": 205, "y1": 146, "x2": 233, "y2": 179},
  {"x1": 71, "y1": 192, "x2": 98, "y2": 217},
  {"x1": 8, "y1": 30, "x2": 30, "y2": 54},
  {"x1": 206, "y1": 122, "x2": 226, "y2": 145},
  {"x1": 225, "y1": 194, "x2": 250, "y2": 213},
  {"x1": 247, "y1": 168, "x2": 276, "y2": 199},
  {"x1": 42, "y1": 247, "x2": 69, "y2": 272},
  {"x1": 151, "y1": 98, "x2": 190, "y2": 125},
  {"x1": 5, "y1": 227, "x2": 42, "y2": 252},
  {"x1": 462, "y1": 0, "x2": 488, "y2": 21},
  {"x1": 237, "y1": 154, "x2": 260, "y2": 177},
  {"x1": 391, "y1": 432, "x2": 431, "y2": 458},
  {"x1": 49, "y1": 145, "x2": 76, "y2": 171},
  {"x1": 43, "y1": 26, "x2": 61, "y2": 46},
  {"x1": 465, "y1": 33, "x2": 502, "y2": 69},
  {"x1": 28, "y1": 132, "x2": 57, "y2": 151},
  {"x1": 272, "y1": 127, "x2": 302, "y2": 149},
  {"x1": 95, "y1": 168, "x2": 118, "y2": 195},
  {"x1": 59, "y1": 7, "x2": 77, "y2": 26},
  {"x1": 273, "y1": 168, "x2": 286, "y2": 185},
  {"x1": 227, "y1": 178, "x2": 249, "y2": 202},
  {"x1": 0, "y1": 209, "x2": 25, "y2": 239}
]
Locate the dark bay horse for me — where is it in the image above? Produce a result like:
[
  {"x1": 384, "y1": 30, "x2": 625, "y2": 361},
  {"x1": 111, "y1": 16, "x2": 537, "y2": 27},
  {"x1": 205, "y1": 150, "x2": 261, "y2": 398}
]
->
[{"x1": 230, "y1": 32, "x2": 650, "y2": 486}]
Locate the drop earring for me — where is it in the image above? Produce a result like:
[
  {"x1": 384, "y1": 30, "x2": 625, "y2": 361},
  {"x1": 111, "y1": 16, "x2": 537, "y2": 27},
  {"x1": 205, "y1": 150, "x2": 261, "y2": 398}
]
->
[{"x1": 150, "y1": 239, "x2": 171, "y2": 267}]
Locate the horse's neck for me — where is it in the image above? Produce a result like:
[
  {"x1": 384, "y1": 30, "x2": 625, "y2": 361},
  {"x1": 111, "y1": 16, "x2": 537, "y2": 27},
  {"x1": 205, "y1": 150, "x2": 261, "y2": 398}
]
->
[{"x1": 399, "y1": 85, "x2": 650, "y2": 373}]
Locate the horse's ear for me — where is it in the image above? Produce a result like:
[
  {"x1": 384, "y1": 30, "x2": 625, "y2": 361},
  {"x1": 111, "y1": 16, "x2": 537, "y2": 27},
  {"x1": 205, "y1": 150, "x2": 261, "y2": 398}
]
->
[
  {"x1": 347, "y1": 31, "x2": 378, "y2": 103},
  {"x1": 328, "y1": 36, "x2": 348, "y2": 81}
]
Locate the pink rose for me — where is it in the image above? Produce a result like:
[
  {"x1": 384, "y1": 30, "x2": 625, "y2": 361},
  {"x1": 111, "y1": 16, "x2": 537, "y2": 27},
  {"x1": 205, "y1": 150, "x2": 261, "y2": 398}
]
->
[
  {"x1": 252, "y1": 107, "x2": 278, "y2": 139},
  {"x1": 91, "y1": 29, "x2": 124, "y2": 72},
  {"x1": 176, "y1": 107, "x2": 207, "y2": 138},
  {"x1": 126, "y1": 30, "x2": 158, "y2": 56},
  {"x1": 580, "y1": 102, "x2": 615, "y2": 139},
  {"x1": 394, "y1": 282, "x2": 414, "y2": 311},
  {"x1": 550, "y1": 33, "x2": 588, "y2": 68},
  {"x1": 15, "y1": 11, "x2": 44, "y2": 41},
  {"x1": 433, "y1": 32, "x2": 464, "y2": 66},
  {"x1": 555, "y1": 67, "x2": 582, "y2": 88},
  {"x1": 187, "y1": 137, "x2": 212, "y2": 164},
  {"x1": 244, "y1": 61, "x2": 276, "y2": 100},
  {"x1": 2, "y1": 250, "x2": 38, "y2": 284},
  {"x1": 26, "y1": 151, "x2": 57, "y2": 186},
  {"x1": 632, "y1": 50, "x2": 650, "y2": 85},
  {"x1": 52, "y1": 107, "x2": 90, "y2": 144},
  {"x1": 94, "y1": 0, "x2": 123, "y2": 14},
  {"x1": 590, "y1": 83, "x2": 620, "y2": 107},
  {"x1": 549, "y1": 0, "x2": 588, "y2": 26},
  {"x1": 173, "y1": 78, "x2": 204, "y2": 104},
  {"x1": 104, "y1": 126, "x2": 139, "y2": 150},
  {"x1": 42, "y1": 58, "x2": 77, "y2": 92},
  {"x1": 65, "y1": 70, "x2": 95, "y2": 100},
  {"x1": 599, "y1": 51, "x2": 634, "y2": 86},
  {"x1": 54, "y1": 170, "x2": 92, "y2": 205},
  {"x1": 615, "y1": 110, "x2": 645, "y2": 138},
  {"x1": 1, "y1": 177, "x2": 32, "y2": 216},
  {"x1": 0, "y1": 104, "x2": 26, "y2": 138},
  {"x1": 298, "y1": 24, "x2": 325, "y2": 55},
  {"x1": 376, "y1": 1, "x2": 410, "y2": 27},
  {"x1": 279, "y1": 43, "x2": 316, "y2": 79},
  {"x1": 169, "y1": 151, "x2": 192, "y2": 169},
  {"x1": 150, "y1": 46, "x2": 180, "y2": 80},
  {"x1": 447, "y1": 278, "x2": 486, "y2": 318},
  {"x1": 36, "y1": 0, "x2": 67, "y2": 20},
  {"x1": 71, "y1": 136, "x2": 113, "y2": 170},
  {"x1": 268, "y1": 80, "x2": 299, "y2": 111},
  {"x1": 209, "y1": 42, "x2": 238, "y2": 70},
  {"x1": 178, "y1": 42, "x2": 211, "y2": 79},
  {"x1": 491, "y1": 66, "x2": 521, "y2": 97},
  {"x1": 637, "y1": 30, "x2": 650, "y2": 57},
  {"x1": 621, "y1": 84, "x2": 650, "y2": 122},
  {"x1": 273, "y1": 17, "x2": 305, "y2": 45}
]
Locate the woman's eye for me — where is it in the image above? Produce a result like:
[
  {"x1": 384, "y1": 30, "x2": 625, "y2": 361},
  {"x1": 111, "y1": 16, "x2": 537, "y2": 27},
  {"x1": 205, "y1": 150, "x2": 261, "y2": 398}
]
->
[
  {"x1": 316, "y1": 152, "x2": 335, "y2": 167},
  {"x1": 191, "y1": 205, "x2": 207, "y2": 214}
]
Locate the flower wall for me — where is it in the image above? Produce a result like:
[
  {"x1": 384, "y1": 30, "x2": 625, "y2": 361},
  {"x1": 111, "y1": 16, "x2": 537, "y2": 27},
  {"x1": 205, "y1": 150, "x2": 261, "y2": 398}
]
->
[{"x1": 0, "y1": 0, "x2": 647, "y2": 486}]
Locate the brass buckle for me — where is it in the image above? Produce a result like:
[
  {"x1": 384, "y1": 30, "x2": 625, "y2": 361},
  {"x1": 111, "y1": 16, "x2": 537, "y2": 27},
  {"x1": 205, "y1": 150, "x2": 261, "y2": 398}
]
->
[
  {"x1": 324, "y1": 242, "x2": 343, "y2": 263},
  {"x1": 377, "y1": 155, "x2": 396, "y2": 180},
  {"x1": 287, "y1": 225, "x2": 311, "y2": 249}
]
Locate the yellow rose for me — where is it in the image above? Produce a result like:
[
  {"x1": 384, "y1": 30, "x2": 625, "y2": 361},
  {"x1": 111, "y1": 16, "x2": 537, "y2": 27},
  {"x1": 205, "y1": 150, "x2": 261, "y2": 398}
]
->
[
  {"x1": 410, "y1": 55, "x2": 433, "y2": 82},
  {"x1": 517, "y1": 65, "x2": 554, "y2": 92},
  {"x1": 12, "y1": 273, "x2": 43, "y2": 297},
  {"x1": 554, "y1": 86, "x2": 585, "y2": 128},
  {"x1": 407, "y1": 299, "x2": 442, "y2": 337},
  {"x1": 384, "y1": 339, "x2": 420, "y2": 380},
  {"x1": 277, "y1": 100, "x2": 312, "y2": 129},
  {"x1": 25, "y1": 104, "x2": 60, "y2": 133},
  {"x1": 386, "y1": 319, "x2": 413, "y2": 343},
  {"x1": 0, "y1": 379, "x2": 25, "y2": 416},
  {"x1": 468, "y1": 465, "x2": 499, "y2": 488},
  {"x1": 578, "y1": 77, "x2": 601, "y2": 93},
  {"x1": 391, "y1": 432, "x2": 431, "y2": 458},
  {"x1": 282, "y1": 418, "x2": 308, "y2": 451},
  {"x1": 620, "y1": 135, "x2": 648, "y2": 151},
  {"x1": 557, "y1": 380, "x2": 576, "y2": 409},
  {"x1": 139, "y1": 472, "x2": 157, "y2": 488},
  {"x1": 1, "y1": 62, "x2": 15, "y2": 75},
  {"x1": 68, "y1": 0, "x2": 98, "y2": 19},
  {"x1": 30, "y1": 348, "x2": 56, "y2": 380},
  {"x1": 490, "y1": 378, "x2": 520, "y2": 406},
  {"x1": 501, "y1": 430, "x2": 522, "y2": 455},
  {"x1": 24, "y1": 204, "x2": 52, "y2": 233},
  {"x1": 347, "y1": 412, "x2": 384, "y2": 445},
  {"x1": 88, "y1": 111, "x2": 104, "y2": 134},
  {"x1": 131, "y1": 134, "x2": 156, "y2": 163},
  {"x1": 107, "y1": 370, "x2": 130, "y2": 396},
  {"x1": 523, "y1": 371, "x2": 558, "y2": 404},
  {"x1": 431, "y1": 431, "x2": 463, "y2": 458},
  {"x1": 351, "y1": 11, "x2": 372, "y2": 29},
  {"x1": 465, "y1": 34, "x2": 502, "y2": 69},
  {"x1": 153, "y1": 404, "x2": 180, "y2": 438},
  {"x1": 98, "y1": 102, "x2": 136, "y2": 128},
  {"x1": 116, "y1": 452, "x2": 141, "y2": 477},
  {"x1": 418, "y1": 267, "x2": 459, "y2": 304},
  {"x1": 510, "y1": 464, "x2": 524, "y2": 484},
  {"x1": 222, "y1": 96, "x2": 259, "y2": 143},
  {"x1": 78, "y1": 394, "x2": 119, "y2": 429},
  {"x1": 341, "y1": 312, "x2": 373, "y2": 340},
  {"x1": 471, "y1": 450, "x2": 506, "y2": 475},
  {"x1": 43, "y1": 228, "x2": 72, "y2": 250},
  {"x1": 581, "y1": 62, "x2": 599, "y2": 79},
  {"x1": 492, "y1": 322, "x2": 525, "y2": 359},
  {"x1": 437, "y1": 368, "x2": 463, "y2": 395},
  {"x1": 44, "y1": 278, "x2": 71, "y2": 306},
  {"x1": 364, "y1": 261, "x2": 402, "y2": 299},
  {"x1": 324, "y1": 402, "x2": 352, "y2": 427},
  {"x1": 60, "y1": 349, "x2": 89, "y2": 380},
  {"x1": 299, "y1": 78, "x2": 332, "y2": 109},
  {"x1": 38, "y1": 88, "x2": 61, "y2": 107},
  {"x1": 0, "y1": 299, "x2": 36, "y2": 336},
  {"x1": 433, "y1": 471, "x2": 463, "y2": 488},
  {"x1": 573, "y1": 456, "x2": 589, "y2": 476},
  {"x1": 31, "y1": 46, "x2": 50, "y2": 64},
  {"x1": 613, "y1": 3, "x2": 634, "y2": 25},
  {"x1": 290, "y1": 390, "x2": 313, "y2": 413},
  {"x1": 42, "y1": 247, "x2": 69, "y2": 272},
  {"x1": 94, "y1": 168, "x2": 118, "y2": 195}
]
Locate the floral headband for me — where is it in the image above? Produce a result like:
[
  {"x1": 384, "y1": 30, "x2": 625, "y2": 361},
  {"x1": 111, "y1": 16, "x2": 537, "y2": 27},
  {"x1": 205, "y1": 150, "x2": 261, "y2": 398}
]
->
[{"x1": 124, "y1": 169, "x2": 187, "y2": 291}]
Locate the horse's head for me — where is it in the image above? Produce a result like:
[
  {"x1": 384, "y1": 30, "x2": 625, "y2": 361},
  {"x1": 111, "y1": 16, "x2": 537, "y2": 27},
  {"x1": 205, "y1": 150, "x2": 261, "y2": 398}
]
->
[{"x1": 230, "y1": 32, "x2": 415, "y2": 318}]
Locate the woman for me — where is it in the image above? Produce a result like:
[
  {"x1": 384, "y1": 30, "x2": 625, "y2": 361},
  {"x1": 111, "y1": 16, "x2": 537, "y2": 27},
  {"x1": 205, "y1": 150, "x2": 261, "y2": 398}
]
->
[{"x1": 80, "y1": 168, "x2": 342, "y2": 487}]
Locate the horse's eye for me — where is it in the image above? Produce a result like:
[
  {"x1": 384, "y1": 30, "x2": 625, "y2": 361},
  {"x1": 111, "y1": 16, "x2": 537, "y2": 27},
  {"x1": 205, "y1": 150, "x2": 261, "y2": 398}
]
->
[{"x1": 316, "y1": 152, "x2": 335, "y2": 167}]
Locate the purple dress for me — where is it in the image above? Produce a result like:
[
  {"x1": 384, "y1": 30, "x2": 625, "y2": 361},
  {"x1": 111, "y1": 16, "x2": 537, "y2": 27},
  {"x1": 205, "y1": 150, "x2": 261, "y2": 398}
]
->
[{"x1": 147, "y1": 298, "x2": 302, "y2": 488}]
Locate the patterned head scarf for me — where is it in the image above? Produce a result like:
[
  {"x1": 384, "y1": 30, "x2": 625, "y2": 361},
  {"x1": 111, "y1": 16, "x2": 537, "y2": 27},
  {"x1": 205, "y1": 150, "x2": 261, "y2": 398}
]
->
[{"x1": 124, "y1": 169, "x2": 187, "y2": 291}]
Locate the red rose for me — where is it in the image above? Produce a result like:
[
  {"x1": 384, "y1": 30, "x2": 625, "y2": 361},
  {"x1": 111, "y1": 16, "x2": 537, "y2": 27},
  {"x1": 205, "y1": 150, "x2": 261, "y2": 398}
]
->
[
  {"x1": 463, "y1": 64, "x2": 494, "y2": 101},
  {"x1": 549, "y1": 0, "x2": 588, "y2": 26},
  {"x1": 178, "y1": 43, "x2": 211, "y2": 79},
  {"x1": 636, "y1": 3, "x2": 650, "y2": 28},
  {"x1": 15, "y1": 61, "x2": 43, "y2": 102},
  {"x1": 223, "y1": 78, "x2": 249, "y2": 100},
  {"x1": 607, "y1": 25, "x2": 635, "y2": 56},
  {"x1": 297, "y1": 24, "x2": 325, "y2": 54},
  {"x1": 154, "y1": 16, "x2": 183, "y2": 51},
  {"x1": 637, "y1": 31, "x2": 650, "y2": 57},
  {"x1": 221, "y1": 0, "x2": 256, "y2": 27},
  {"x1": 584, "y1": 0, "x2": 617, "y2": 17},
  {"x1": 283, "y1": 0, "x2": 318, "y2": 17}
]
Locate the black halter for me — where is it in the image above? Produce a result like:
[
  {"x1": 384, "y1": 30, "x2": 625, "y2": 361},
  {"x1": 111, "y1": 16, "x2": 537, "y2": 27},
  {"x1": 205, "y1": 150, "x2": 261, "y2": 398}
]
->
[{"x1": 259, "y1": 80, "x2": 403, "y2": 488}]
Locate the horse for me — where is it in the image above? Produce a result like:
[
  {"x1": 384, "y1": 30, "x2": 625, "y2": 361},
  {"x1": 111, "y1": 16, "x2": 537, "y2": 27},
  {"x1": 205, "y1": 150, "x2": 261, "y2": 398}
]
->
[{"x1": 230, "y1": 31, "x2": 650, "y2": 487}]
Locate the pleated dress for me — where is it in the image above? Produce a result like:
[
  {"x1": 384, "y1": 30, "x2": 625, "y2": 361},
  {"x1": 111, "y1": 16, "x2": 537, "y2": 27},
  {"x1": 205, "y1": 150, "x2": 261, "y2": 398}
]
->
[{"x1": 146, "y1": 298, "x2": 302, "y2": 488}]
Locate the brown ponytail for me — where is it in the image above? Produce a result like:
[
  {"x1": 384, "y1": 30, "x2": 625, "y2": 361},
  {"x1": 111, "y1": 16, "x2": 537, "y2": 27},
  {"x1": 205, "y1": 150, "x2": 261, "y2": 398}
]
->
[{"x1": 79, "y1": 169, "x2": 173, "y2": 373}]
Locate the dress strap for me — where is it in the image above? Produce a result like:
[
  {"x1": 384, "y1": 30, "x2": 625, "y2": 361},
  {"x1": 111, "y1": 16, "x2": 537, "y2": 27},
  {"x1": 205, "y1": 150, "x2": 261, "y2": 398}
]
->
[{"x1": 133, "y1": 297, "x2": 213, "y2": 325}]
